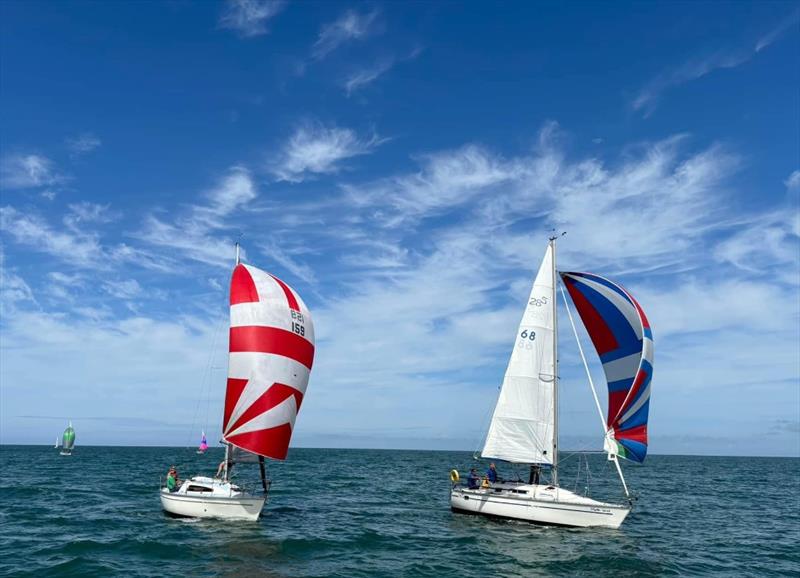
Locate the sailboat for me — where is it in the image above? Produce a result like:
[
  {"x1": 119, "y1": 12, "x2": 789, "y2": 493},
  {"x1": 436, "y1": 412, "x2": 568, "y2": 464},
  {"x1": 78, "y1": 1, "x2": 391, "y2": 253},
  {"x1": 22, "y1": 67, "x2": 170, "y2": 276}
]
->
[
  {"x1": 60, "y1": 422, "x2": 75, "y2": 456},
  {"x1": 196, "y1": 431, "x2": 208, "y2": 454},
  {"x1": 160, "y1": 244, "x2": 315, "y2": 521},
  {"x1": 450, "y1": 236, "x2": 653, "y2": 528},
  {"x1": 54, "y1": 436, "x2": 59, "y2": 449}
]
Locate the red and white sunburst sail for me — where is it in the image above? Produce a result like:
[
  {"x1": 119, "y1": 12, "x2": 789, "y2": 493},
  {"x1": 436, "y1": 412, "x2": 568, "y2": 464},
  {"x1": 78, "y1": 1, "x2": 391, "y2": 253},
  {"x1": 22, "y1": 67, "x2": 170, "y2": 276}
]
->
[{"x1": 222, "y1": 263, "x2": 315, "y2": 460}]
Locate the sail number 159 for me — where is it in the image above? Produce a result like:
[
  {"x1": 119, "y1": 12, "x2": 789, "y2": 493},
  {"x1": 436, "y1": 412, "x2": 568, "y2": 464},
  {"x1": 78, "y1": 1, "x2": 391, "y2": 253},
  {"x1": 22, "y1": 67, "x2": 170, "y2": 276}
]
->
[{"x1": 291, "y1": 310, "x2": 305, "y2": 336}]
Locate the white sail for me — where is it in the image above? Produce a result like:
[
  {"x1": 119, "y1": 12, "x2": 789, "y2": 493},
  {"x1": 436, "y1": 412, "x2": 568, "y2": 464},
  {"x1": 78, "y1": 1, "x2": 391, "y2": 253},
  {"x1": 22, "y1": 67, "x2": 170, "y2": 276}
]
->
[{"x1": 481, "y1": 244, "x2": 556, "y2": 464}]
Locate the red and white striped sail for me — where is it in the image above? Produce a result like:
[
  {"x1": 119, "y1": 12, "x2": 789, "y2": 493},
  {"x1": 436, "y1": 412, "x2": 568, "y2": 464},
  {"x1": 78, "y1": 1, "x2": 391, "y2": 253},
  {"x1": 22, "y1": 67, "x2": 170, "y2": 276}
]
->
[{"x1": 223, "y1": 263, "x2": 315, "y2": 460}]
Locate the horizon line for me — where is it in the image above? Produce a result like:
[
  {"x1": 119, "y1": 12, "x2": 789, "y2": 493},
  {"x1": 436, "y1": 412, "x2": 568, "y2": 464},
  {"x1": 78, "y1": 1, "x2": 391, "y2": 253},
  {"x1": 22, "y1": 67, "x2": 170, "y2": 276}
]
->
[{"x1": 1, "y1": 443, "x2": 797, "y2": 459}]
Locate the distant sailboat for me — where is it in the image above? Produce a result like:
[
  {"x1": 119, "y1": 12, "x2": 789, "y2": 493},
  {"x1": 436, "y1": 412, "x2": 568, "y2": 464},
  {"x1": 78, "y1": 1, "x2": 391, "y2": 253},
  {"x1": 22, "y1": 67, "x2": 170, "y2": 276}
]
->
[
  {"x1": 54, "y1": 436, "x2": 59, "y2": 449},
  {"x1": 160, "y1": 243, "x2": 315, "y2": 521},
  {"x1": 196, "y1": 431, "x2": 208, "y2": 454},
  {"x1": 60, "y1": 422, "x2": 75, "y2": 456},
  {"x1": 450, "y1": 236, "x2": 654, "y2": 528}
]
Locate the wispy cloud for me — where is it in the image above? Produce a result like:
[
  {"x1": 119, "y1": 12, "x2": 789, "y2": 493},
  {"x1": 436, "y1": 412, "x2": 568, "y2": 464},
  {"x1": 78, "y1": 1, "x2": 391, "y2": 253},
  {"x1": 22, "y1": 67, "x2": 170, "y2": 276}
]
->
[
  {"x1": 137, "y1": 166, "x2": 257, "y2": 267},
  {"x1": 755, "y1": 9, "x2": 800, "y2": 53},
  {"x1": 0, "y1": 250, "x2": 36, "y2": 314},
  {"x1": 0, "y1": 154, "x2": 64, "y2": 189},
  {"x1": 633, "y1": 11, "x2": 799, "y2": 117},
  {"x1": 343, "y1": 46, "x2": 423, "y2": 96},
  {"x1": 270, "y1": 122, "x2": 383, "y2": 182},
  {"x1": 343, "y1": 60, "x2": 394, "y2": 96},
  {"x1": 219, "y1": 0, "x2": 286, "y2": 38},
  {"x1": 65, "y1": 133, "x2": 102, "y2": 156},
  {"x1": 259, "y1": 241, "x2": 316, "y2": 285},
  {"x1": 0, "y1": 205, "x2": 171, "y2": 272},
  {"x1": 64, "y1": 202, "x2": 118, "y2": 231},
  {"x1": 343, "y1": 143, "x2": 523, "y2": 226},
  {"x1": 312, "y1": 9, "x2": 380, "y2": 59},
  {"x1": 102, "y1": 279, "x2": 142, "y2": 299},
  {"x1": 633, "y1": 51, "x2": 751, "y2": 116}
]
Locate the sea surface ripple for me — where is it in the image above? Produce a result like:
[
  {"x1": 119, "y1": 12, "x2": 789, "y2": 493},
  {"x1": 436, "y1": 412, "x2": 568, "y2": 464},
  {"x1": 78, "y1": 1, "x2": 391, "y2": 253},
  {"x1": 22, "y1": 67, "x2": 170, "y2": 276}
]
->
[{"x1": 0, "y1": 447, "x2": 797, "y2": 577}]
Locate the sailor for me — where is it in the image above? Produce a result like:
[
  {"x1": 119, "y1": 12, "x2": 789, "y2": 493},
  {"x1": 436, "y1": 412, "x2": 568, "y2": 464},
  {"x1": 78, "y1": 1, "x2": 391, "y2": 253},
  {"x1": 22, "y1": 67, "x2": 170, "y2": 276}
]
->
[
  {"x1": 486, "y1": 463, "x2": 499, "y2": 483},
  {"x1": 529, "y1": 464, "x2": 541, "y2": 485},
  {"x1": 216, "y1": 459, "x2": 232, "y2": 479},
  {"x1": 467, "y1": 468, "x2": 480, "y2": 489},
  {"x1": 166, "y1": 466, "x2": 180, "y2": 491}
]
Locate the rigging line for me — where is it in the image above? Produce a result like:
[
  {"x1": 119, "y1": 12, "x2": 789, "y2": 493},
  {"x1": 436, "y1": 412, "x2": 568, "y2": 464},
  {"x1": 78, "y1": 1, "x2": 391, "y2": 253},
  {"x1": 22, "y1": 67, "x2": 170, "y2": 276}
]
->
[
  {"x1": 187, "y1": 307, "x2": 227, "y2": 449},
  {"x1": 202, "y1": 311, "x2": 227, "y2": 438}
]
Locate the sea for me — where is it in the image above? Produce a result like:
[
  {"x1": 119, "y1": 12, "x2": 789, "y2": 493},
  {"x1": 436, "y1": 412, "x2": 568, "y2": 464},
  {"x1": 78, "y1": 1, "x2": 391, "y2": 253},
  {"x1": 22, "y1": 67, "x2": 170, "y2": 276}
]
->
[{"x1": 0, "y1": 446, "x2": 797, "y2": 577}]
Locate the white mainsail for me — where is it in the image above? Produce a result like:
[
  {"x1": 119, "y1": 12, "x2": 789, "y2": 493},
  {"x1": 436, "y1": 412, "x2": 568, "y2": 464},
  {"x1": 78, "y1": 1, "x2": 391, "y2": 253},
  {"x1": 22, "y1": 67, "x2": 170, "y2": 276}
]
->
[{"x1": 481, "y1": 244, "x2": 556, "y2": 464}]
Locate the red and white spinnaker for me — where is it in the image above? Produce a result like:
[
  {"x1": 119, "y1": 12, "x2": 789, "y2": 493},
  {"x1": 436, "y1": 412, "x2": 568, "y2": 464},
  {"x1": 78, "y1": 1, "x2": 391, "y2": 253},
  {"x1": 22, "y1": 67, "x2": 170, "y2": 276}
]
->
[{"x1": 222, "y1": 263, "x2": 315, "y2": 460}]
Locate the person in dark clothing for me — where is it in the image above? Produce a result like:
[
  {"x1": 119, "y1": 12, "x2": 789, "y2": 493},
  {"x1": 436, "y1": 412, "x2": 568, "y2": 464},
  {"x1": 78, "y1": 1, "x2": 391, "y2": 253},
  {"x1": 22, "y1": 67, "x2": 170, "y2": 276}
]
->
[
  {"x1": 467, "y1": 468, "x2": 480, "y2": 489},
  {"x1": 486, "y1": 463, "x2": 499, "y2": 483},
  {"x1": 529, "y1": 464, "x2": 541, "y2": 485}
]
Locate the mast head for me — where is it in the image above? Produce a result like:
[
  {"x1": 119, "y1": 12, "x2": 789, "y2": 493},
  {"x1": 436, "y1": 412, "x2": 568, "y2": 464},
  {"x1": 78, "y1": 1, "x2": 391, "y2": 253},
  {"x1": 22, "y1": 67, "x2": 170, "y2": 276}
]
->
[
  {"x1": 548, "y1": 230, "x2": 567, "y2": 242},
  {"x1": 234, "y1": 232, "x2": 244, "y2": 266}
]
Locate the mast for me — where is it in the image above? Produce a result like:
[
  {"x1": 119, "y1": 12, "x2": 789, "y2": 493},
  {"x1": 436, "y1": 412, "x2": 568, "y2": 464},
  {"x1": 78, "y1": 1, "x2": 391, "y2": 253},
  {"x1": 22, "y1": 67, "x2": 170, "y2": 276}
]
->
[
  {"x1": 223, "y1": 242, "x2": 240, "y2": 482},
  {"x1": 550, "y1": 235, "x2": 559, "y2": 487}
]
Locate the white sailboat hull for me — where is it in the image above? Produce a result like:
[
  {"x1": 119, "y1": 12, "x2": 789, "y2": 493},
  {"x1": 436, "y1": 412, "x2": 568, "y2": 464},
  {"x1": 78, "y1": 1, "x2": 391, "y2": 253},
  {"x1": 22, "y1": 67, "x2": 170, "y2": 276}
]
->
[
  {"x1": 59, "y1": 450, "x2": 72, "y2": 456},
  {"x1": 160, "y1": 477, "x2": 266, "y2": 521},
  {"x1": 450, "y1": 483, "x2": 630, "y2": 529}
]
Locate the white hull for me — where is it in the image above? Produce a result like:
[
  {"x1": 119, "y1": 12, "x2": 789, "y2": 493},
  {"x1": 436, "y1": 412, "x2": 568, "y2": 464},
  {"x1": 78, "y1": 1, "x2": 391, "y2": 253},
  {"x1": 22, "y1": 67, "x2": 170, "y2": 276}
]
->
[
  {"x1": 59, "y1": 450, "x2": 72, "y2": 456},
  {"x1": 451, "y1": 482, "x2": 630, "y2": 529},
  {"x1": 160, "y1": 477, "x2": 265, "y2": 521}
]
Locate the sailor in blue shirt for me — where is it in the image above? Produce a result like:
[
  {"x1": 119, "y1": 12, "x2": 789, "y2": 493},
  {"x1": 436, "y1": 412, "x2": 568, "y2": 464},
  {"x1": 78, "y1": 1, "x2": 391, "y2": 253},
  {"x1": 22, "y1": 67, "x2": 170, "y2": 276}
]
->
[
  {"x1": 486, "y1": 463, "x2": 499, "y2": 483},
  {"x1": 467, "y1": 468, "x2": 480, "y2": 489}
]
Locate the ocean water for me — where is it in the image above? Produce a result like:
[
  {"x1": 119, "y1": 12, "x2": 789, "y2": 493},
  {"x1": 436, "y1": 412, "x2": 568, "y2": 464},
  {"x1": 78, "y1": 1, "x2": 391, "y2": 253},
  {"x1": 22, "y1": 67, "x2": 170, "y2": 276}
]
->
[{"x1": 0, "y1": 446, "x2": 797, "y2": 577}]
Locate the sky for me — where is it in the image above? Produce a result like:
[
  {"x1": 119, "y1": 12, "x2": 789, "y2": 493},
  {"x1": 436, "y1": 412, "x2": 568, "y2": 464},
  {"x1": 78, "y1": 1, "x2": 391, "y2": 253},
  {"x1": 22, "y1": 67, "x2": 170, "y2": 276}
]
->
[{"x1": 0, "y1": 1, "x2": 798, "y2": 457}]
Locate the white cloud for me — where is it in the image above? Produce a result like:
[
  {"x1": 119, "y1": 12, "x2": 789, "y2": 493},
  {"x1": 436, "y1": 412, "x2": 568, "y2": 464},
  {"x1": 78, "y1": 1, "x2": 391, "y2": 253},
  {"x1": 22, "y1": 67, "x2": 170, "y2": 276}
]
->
[
  {"x1": 785, "y1": 169, "x2": 800, "y2": 192},
  {"x1": 219, "y1": 0, "x2": 286, "y2": 38},
  {"x1": 0, "y1": 309, "x2": 226, "y2": 445},
  {"x1": 66, "y1": 133, "x2": 102, "y2": 156},
  {"x1": 271, "y1": 122, "x2": 383, "y2": 182},
  {"x1": 312, "y1": 9, "x2": 379, "y2": 59},
  {"x1": 0, "y1": 154, "x2": 63, "y2": 189}
]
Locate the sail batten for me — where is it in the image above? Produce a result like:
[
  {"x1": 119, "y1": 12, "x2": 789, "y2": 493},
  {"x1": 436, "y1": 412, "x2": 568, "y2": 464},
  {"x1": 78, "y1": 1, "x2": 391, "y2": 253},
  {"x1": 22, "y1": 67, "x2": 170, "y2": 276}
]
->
[
  {"x1": 222, "y1": 264, "x2": 315, "y2": 461},
  {"x1": 560, "y1": 272, "x2": 653, "y2": 463},
  {"x1": 481, "y1": 245, "x2": 556, "y2": 464}
]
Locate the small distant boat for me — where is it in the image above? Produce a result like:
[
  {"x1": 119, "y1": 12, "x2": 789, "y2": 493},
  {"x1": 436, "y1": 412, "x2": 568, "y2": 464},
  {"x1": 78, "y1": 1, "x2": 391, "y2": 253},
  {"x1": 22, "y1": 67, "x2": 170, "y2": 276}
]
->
[
  {"x1": 54, "y1": 436, "x2": 59, "y2": 449},
  {"x1": 59, "y1": 422, "x2": 75, "y2": 456},
  {"x1": 196, "y1": 431, "x2": 208, "y2": 454},
  {"x1": 450, "y1": 236, "x2": 654, "y2": 529},
  {"x1": 160, "y1": 243, "x2": 316, "y2": 521}
]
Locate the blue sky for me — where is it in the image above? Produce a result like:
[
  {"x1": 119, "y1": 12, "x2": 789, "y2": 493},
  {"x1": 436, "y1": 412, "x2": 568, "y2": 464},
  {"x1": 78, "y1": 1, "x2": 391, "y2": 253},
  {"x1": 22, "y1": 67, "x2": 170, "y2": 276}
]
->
[{"x1": 1, "y1": 1, "x2": 798, "y2": 456}]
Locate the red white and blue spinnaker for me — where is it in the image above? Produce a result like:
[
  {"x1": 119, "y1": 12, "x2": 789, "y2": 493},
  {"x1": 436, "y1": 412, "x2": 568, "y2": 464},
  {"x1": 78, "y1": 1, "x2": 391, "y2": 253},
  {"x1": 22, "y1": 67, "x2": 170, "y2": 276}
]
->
[{"x1": 560, "y1": 272, "x2": 653, "y2": 463}]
